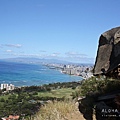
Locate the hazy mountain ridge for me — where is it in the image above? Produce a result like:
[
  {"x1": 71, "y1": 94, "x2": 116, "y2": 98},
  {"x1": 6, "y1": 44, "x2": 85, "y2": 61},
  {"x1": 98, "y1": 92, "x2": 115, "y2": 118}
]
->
[{"x1": 0, "y1": 57, "x2": 93, "y2": 66}]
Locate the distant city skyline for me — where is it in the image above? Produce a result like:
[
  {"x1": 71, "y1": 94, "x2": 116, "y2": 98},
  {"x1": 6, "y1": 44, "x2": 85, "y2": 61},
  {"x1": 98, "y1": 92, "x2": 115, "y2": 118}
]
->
[{"x1": 0, "y1": 0, "x2": 120, "y2": 63}]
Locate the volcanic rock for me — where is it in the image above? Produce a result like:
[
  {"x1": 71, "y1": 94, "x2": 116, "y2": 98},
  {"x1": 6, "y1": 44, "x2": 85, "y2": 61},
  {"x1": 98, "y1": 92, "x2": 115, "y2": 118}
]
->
[{"x1": 94, "y1": 27, "x2": 120, "y2": 77}]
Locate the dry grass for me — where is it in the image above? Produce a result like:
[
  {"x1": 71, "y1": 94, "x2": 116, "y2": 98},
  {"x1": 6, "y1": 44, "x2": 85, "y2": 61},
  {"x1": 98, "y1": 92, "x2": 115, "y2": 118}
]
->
[{"x1": 32, "y1": 100, "x2": 76, "y2": 120}]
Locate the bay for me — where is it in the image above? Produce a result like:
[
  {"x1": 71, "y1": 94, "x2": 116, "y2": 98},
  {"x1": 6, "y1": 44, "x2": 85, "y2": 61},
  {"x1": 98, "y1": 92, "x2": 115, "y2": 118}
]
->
[{"x1": 0, "y1": 61, "x2": 82, "y2": 87}]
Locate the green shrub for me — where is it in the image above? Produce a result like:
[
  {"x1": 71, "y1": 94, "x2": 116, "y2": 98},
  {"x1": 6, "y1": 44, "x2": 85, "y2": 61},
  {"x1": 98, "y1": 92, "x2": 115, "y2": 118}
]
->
[{"x1": 0, "y1": 98, "x2": 5, "y2": 102}]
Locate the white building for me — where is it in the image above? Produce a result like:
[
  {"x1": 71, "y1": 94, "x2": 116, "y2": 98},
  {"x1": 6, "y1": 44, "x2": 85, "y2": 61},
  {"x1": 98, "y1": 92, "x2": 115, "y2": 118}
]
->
[
  {"x1": 0, "y1": 84, "x2": 15, "y2": 91},
  {"x1": 1, "y1": 84, "x2": 8, "y2": 90}
]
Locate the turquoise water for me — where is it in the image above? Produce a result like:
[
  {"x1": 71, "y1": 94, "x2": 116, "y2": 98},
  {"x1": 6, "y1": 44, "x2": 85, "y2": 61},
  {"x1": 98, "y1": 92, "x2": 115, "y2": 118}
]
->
[{"x1": 0, "y1": 61, "x2": 82, "y2": 86}]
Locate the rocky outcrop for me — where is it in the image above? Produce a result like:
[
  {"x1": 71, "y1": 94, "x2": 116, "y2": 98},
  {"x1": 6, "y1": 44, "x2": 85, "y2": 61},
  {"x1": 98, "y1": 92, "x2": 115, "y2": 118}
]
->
[{"x1": 94, "y1": 27, "x2": 120, "y2": 77}]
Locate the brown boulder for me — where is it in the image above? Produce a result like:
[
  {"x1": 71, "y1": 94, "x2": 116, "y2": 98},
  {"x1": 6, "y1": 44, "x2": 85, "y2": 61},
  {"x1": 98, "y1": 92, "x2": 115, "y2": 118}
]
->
[{"x1": 94, "y1": 27, "x2": 120, "y2": 77}]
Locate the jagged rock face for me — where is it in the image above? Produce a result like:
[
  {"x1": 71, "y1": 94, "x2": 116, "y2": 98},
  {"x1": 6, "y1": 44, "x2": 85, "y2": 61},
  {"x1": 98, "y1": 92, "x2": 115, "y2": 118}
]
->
[{"x1": 94, "y1": 27, "x2": 120, "y2": 76}]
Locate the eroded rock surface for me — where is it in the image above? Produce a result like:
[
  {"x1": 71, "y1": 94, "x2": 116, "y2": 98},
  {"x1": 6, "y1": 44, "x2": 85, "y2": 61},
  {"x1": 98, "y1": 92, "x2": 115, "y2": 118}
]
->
[{"x1": 94, "y1": 27, "x2": 120, "y2": 77}]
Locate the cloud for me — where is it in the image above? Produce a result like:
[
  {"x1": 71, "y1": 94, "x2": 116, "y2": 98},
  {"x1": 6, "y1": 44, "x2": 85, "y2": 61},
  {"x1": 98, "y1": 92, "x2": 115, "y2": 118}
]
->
[
  {"x1": 50, "y1": 54, "x2": 58, "y2": 57},
  {"x1": 37, "y1": 52, "x2": 61, "y2": 58},
  {"x1": 6, "y1": 50, "x2": 13, "y2": 53},
  {"x1": 64, "y1": 51, "x2": 94, "y2": 63},
  {"x1": 65, "y1": 52, "x2": 88, "y2": 58},
  {"x1": 51, "y1": 52, "x2": 60, "y2": 56},
  {"x1": 65, "y1": 56, "x2": 94, "y2": 63},
  {"x1": 44, "y1": 53, "x2": 61, "y2": 58},
  {"x1": 13, "y1": 53, "x2": 42, "y2": 57},
  {"x1": 2, "y1": 44, "x2": 22, "y2": 48}
]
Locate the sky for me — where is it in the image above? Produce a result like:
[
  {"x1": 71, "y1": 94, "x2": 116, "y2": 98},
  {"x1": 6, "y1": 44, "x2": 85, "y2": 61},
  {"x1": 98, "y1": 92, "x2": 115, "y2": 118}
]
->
[{"x1": 0, "y1": 0, "x2": 120, "y2": 63}]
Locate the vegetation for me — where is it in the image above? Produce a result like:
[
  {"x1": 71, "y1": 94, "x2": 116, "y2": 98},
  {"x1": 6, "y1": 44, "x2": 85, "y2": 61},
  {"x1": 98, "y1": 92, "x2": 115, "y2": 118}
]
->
[
  {"x1": 37, "y1": 88, "x2": 75, "y2": 100},
  {"x1": 71, "y1": 76, "x2": 120, "y2": 120},
  {"x1": 84, "y1": 77, "x2": 120, "y2": 95},
  {"x1": 1, "y1": 76, "x2": 119, "y2": 119},
  {"x1": 28, "y1": 77, "x2": 110, "y2": 120},
  {"x1": 0, "y1": 92, "x2": 41, "y2": 118},
  {"x1": 72, "y1": 76, "x2": 120, "y2": 98},
  {"x1": 31, "y1": 100, "x2": 75, "y2": 120},
  {"x1": 0, "y1": 81, "x2": 80, "y2": 119}
]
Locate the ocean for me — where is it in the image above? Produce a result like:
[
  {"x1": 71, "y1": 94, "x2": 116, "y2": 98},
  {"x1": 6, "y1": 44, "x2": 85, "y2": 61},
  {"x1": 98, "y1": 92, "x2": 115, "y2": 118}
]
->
[{"x1": 0, "y1": 61, "x2": 82, "y2": 87}]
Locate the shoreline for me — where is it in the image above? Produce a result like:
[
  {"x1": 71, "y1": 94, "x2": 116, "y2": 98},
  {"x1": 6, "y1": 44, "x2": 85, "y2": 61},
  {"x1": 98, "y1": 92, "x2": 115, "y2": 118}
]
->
[
  {"x1": 0, "y1": 76, "x2": 83, "y2": 88},
  {"x1": 0, "y1": 61, "x2": 83, "y2": 87},
  {"x1": 44, "y1": 63, "x2": 93, "y2": 79}
]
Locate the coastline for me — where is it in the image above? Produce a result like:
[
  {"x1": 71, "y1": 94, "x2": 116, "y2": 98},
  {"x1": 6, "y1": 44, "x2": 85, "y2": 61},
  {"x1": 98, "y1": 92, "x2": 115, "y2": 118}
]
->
[
  {"x1": 0, "y1": 61, "x2": 82, "y2": 87},
  {"x1": 45, "y1": 63, "x2": 93, "y2": 79}
]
